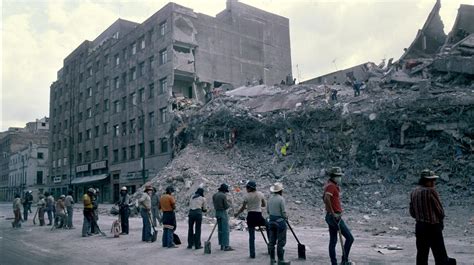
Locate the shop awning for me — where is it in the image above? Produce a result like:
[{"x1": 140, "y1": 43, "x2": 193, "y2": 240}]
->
[{"x1": 71, "y1": 174, "x2": 108, "y2": 185}]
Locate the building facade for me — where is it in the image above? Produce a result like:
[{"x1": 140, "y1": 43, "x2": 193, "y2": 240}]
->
[{"x1": 49, "y1": 0, "x2": 291, "y2": 203}]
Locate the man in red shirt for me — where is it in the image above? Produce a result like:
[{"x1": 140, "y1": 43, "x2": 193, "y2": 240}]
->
[{"x1": 323, "y1": 167, "x2": 354, "y2": 265}]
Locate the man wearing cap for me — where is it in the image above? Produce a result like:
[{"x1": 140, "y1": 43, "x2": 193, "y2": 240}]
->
[
  {"x1": 46, "y1": 192, "x2": 55, "y2": 226},
  {"x1": 187, "y1": 187, "x2": 208, "y2": 249},
  {"x1": 65, "y1": 190, "x2": 75, "y2": 229},
  {"x1": 91, "y1": 188, "x2": 100, "y2": 234},
  {"x1": 410, "y1": 169, "x2": 455, "y2": 265},
  {"x1": 267, "y1": 182, "x2": 289, "y2": 264},
  {"x1": 55, "y1": 195, "x2": 67, "y2": 228},
  {"x1": 37, "y1": 194, "x2": 46, "y2": 226},
  {"x1": 118, "y1": 186, "x2": 131, "y2": 235},
  {"x1": 235, "y1": 180, "x2": 267, "y2": 259},
  {"x1": 22, "y1": 190, "x2": 33, "y2": 221},
  {"x1": 82, "y1": 188, "x2": 95, "y2": 237},
  {"x1": 323, "y1": 167, "x2": 354, "y2": 265},
  {"x1": 151, "y1": 187, "x2": 162, "y2": 227},
  {"x1": 138, "y1": 185, "x2": 153, "y2": 242},
  {"x1": 12, "y1": 193, "x2": 22, "y2": 228},
  {"x1": 212, "y1": 183, "x2": 234, "y2": 251},
  {"x1": 160, "y1": 186, "x2": 178, "y2": 248}
]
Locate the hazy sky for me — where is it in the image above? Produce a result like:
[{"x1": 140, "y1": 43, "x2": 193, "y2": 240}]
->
[{"x1": 1, "y1": 0, "x2": 472, "y2": 130}]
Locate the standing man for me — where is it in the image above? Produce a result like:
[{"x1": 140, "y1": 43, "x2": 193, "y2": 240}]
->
[
  {"x1": 91, "y1": 189, "x2": 99, "y2": 234},
  {"x1": 323, "y1": 167, "x2": 354, "y2": 265},
  {"x1": 118, "y1": 186, "x2": 131, "y2": 235},
  {"x1": 150, "y1": 187, "x2": 161, "y2": 227},
  {"x1": 12, "y1": 194, "x2": 22, "y2": 228},
  {"x1": 37, "y1": 194, "x2": 46, "y2": 226},
  {"x1": 82, "y1": 188, "x2": 95, "y2": 237},
  {"x1": 23, "y1": 190, "x2": 33, "y2": 221},
  {"x1": 212, "y1": 183, "x2": 234, "y2": 251},
  {"x1": 234, "y1": 180, "x2": 267, "y2": 259},
  {"x1": 65, "y1": 190, "x2": 75, "y2": 229},
  {"x1": 159, "y1": 186, "x2": 177, "y2": 248},
  {"x1": 187, "y1": 187, "x2": 207, "y2": 249},
  {"x1": 410, "y1": 169, "x2": 456, "y2": 265},
  {"x1": 45, "y1": 192, "x2": 55, "y2": 226},
  {"x1": 138, "y1": 185, "x2": 153, "y2": 242},
  {"x1": 267, "y1": 182, "x2": 289, "y2": 264},
  {"x1": 55, "y1": 195, "x2": 67, "y2": 228}
]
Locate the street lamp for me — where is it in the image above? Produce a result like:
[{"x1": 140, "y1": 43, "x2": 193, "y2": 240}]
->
[{"x1": 132, "y1": 102, "x2": 146, "y2": 185}]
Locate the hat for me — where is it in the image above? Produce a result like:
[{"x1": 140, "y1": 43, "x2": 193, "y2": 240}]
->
[
  {"x1": 420, "y1": 169, "x2": 439, "y2": 179},
  {"x1": 87, "y1": 188, "x2": 96, "y2": 194},
  {"x1": 28, "y1": 190, "x2": 32, "y2": 193},
  {"x1": 121, "y1": 186, "x2": 127, "y2": 191},
  {"x1": 218, "y1": 183, "x2": 229, "y2": 193},
  {"x1": 327, "y1": 167, "x2": 344, "y2": 177},
  {"x1": 59, "y1": 195, "x2": 66, "y2": 199},
  {"x1": 165, "y1": 186, "x2": 175, "y2": 193},
  {"x1": 270, "y1": 182, "x2": 284, "y2": 193},
  {"x1": 144, "y1": 185, "x2": 153, "y2": 192},
  {"x1": 195, "y1": 188, "x2": 204, "y2": 197},
  {"x1": 246, "y1": 180, "x2": 257, "y2": 189}
]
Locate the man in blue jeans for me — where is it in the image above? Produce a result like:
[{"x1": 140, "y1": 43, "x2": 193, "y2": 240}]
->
[
  {"x1": 323, "y1": 167, "x2": 354, "y2": 265},
  {"x1": 212, "y1": 183, "x2": 234, "y2": 251}
]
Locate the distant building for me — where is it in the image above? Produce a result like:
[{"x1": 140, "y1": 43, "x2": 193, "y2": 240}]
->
[
  {"x1": 0, "y1": 117, "x2": 49, "y2": 201},
  {"x1": 49, "y1": 0, "x2": 291, "y2": 202},
  {"x1": 302, "y1": 62, "x2": 376, "y2": 86}
]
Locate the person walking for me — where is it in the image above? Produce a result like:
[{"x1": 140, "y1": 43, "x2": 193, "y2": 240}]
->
[
  {"x1": 91, "y1": 189, "x2": 99, "y2": 234},
  {"x1": 82, "y1": 188, "x2": 95, "y2": 237},
  {"x1": 151, "y1": 187, "x2": 161, "y2": 227},
  {"x1": 234, "y1": 180, "x2": 267, "y2": 259},
  {"x1": 37, "y1": 194, "x2": 46, "y2": 226},
  {"x1": 410, "y1": 169, "x2": 456, "y2": 265},
  {"x1": 160, "y1": 186, "x2": 178, "y2": 248},
  {"x1": 65, "y1": 190, "x2": 75, "y2": 229},
  {"x1": 323, "y1": 167, "x2": 354, "y2": 265},
  {"x1": 45, "y1": 192, "x2": 55, "y2": 226},
  {"x1": 267, "y1": 182, "x2": 289, "y2": 264},
  {"x1": 55, "y1": 195, "x2": 67, "y2": 228},
  {"x1": 117, "y1": 186, "x2": 131, "y2": 235},
  {"x1": 138, "y1": 185, "x2": 153, "y2": 242},
  {"x1": 12, "y1": 194, "x2": 22, "y2": 228},
  {"x1": 212, "y1": 183, "x2": 234, "y2": 251},
  {"x1": 187, "y1": 187, "x2": 207, "y2": 249},
  {"x1": 23, "y1": 190, "x2": 33, "y2": 221}
]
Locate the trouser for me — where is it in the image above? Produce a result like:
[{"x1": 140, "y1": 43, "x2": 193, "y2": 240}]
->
[
  {"x1": 247, "y1": 211, "x2": 268, "y2": 258},
  {"x1": 326, "y1": 213, "x2": 354, "y2": 265},
  {"x1": 82, "y1": 209, "x2": 93, "y2": 236},
  {"x1": 354, "y1": 88, "x2": 360, "y2": 96},
  {"x1": 66, "y1": 206, "x2": 74, "y2": 228},
  {"x1": 140, "y1": 208, "x2": 152, "y2": 242},
  {"x1": 38, "y1": 208, "x2": 45, "y2": 226},
  {"x1": 56, "y1": 213, "x2": 66, "y2": 228},
  {"x1": 187, "y1": 209, "x2": 203, "y2": 248},
  {"x1": 215, "y1": 210, "x2": 230, "y2": 247},
  {"x1": 416, "y1": 222, "x2": 451, "y2": 265},
  {"x1": 162, "y1": 211, "x2": 176, "y2": 247},
  {"x1": 91, "y1": 209, "x2": 99, "y2": 233},
  {"x1": 23, "y1": 204, "x2": 30, "y2": 221},
  {"x1": 47, "y1": 208, "x2": 53, "y2": 225},
  {"x1": 151, "y1": 207, "x2": 161, "y2": 227},
  {"x1": 13, "y1": 209, "x2": 22, "y2": 228},
  {"x1": 268, "y1": 216, "x2": 287, "y2": 261},
  {"x1": 120, "y1": 207, "x2": 130, "y2": 234}
]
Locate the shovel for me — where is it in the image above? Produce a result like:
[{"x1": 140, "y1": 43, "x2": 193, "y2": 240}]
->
[
  {"x1": 204, "y1": 222, "x2": 218, "y2": 254},
  {"x1": 32, "y1": 208, "x2": 38, "y2": 225},
  {"x1": 147, "y1": 211, "x2": 157, "y2": 242},
  {"x1": 337, "y1": 222, "x2": 354, "y2": 265},
  {"x1": 286, "y1": 220, "x2": 306, "y2": 260}
]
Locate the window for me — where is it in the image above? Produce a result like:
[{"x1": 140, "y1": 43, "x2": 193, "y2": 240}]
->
[
  {"x1": 131, "y1": 42, "x2": 137, "y2": 55},
  {"x1": 78, "y1": 132, "x2": 83, "y2": 143},
  {"x1": 149, "y1": 140, "x2": 155, "y2": 155},
  {"x1": 130, "y1": 67, "x2": 136, "y2": 81},
  {"x1": 159, "y1": 49, "x2": 167, "y2": 65},
  {"x1": 130, "y1": 92, "x2": 137, "y2": 105},
  {"x1": 113, "y1": 31, "x2": 119, "y2": 39},
  {"x1": 113, "y1": 124, "x2": 119, "y2": 137},
  {"x1": 64, "y1": 157, "x2": 68, "y2": 166},
  {"x1": 121, "y1": 96, "x2": 127, "y2": 111},
  {"x1": 149, "y1": 112, "x2": 155, "y2": 127},
  {"x1": 87, "y1": 87, "x2": 92, "y2": 97},
  {"x1": 123, "y1": 47, "x2": 128, "y2": 60},
  {"x1": 103, "y1": 122, "x2": 109, "y2": 134},
  {"x1": 94, "y1": 148, "x2": 99, "y2": 160},
  {"x1": 113, "y1": 149, "x2": 119, "y2": 162},
  {"x1": 130, "y1": 145, "x2": 136, "y2": 159},
  {"x1": 94, "y1": 125, "x2": 100, "y2": 137},
  {"x1": 160, "y1": 107, "x2": 167, "y2": 123},
  {"x1": 104, "y1": 77, "x2": 110, "y2": 88},
  {"x1": 113, "y1": 100, "x2": 120, "y2": 113},
  {"x1": 161, "y1": 138, "x2": 169, "y2": 153},
  {"x1": 149, "y1": 56, "x2": 155, "y2": 73},
  {"x1": 121, "y1": 72, "x2": 127, "y2": 86},
  {"x1": 58, "y1": 140, "x2": 62, "y2": 150},
  {"x1": 37, "y1": 152, "x2": 44, "y2": 159},
  {"x1": 77, "y1": 153, "x2": 83, "y2": 163},
  {"x1": 58, "y1": 158, "x2": 62, "y2": 167},
  {"x1": 147, "y1": 28, "x2": 154, "y2": 44},
  {"x1": 87, "y1": 108, "x2": 92, "y2": 118},
  {"x1": 139, "y1": 88, "x2": 145, "y2": 102},
  {"x1": 95, "y1": 60, "x2": 100, "y2": 71},
  {"x1": 36, "y1": 171, "x2": 43, "y2": 185},
  {"x1": 114, "y1": 77, "x2": 120, "y2": 89},
  {"x1": 104, "y1": 54, "x2": 109, "y2": 65},
  {"x1": 85, "y1": 151, "x2": 91, "y2": 162},
  {"x1": 159, "y1": 21, "x2": 167, "y2": 36},
  {"x1": 122, "y1": 147, "x2": 127, "y2": 161},
  {"x1": 129, "y1": 119, "x2": 136, "y2": 133},
  {"x1": 96, "y1": 82, "x2": 101, "y2": 93},
  {"x1": 140, "y1": 36, "x2": 145, "y2": 49},
  {"x1": 103, "y1": 146, "x2": 109, "y2": 159},
  {"x1": 78, "y1": 112, "x2": 83, "y2": 121},
  {"x1": 114, "y1": 54, "x2": 120, "y2": 66},
  {"x1": 87, "y1": 67, "x2": 92, "y2": 77},
  {"x1": 121, "y1": 122, "x2": 127, "y2": 136},
  {"x1": 139, "y1": 143, "x2": 144, "y2": 157},
  {"x1": 139, "y1": 62, "x2": 145, "y2": 77},
  {"x1": 149, "y1": 83, "x2": 155, "y2": 98},
  {"x1": 103, "y1": 99, "x2": 109, "y2": 111},
  {"x1": 86, "y1": 129, "x2": 91, "y2": 140},
  {"x1": 159, "y1": 78, "x2": 167, "y2": 94}
]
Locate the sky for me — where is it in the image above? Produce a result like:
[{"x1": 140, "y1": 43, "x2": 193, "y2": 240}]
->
[{"x1": 1, "y1": 0, "x2": 472, "y2": 131}]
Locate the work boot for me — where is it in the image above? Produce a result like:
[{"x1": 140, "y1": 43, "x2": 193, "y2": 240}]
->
[
  {"x1": 223, "y1": 246, "x2": 234, "y2": 251},
  {"x1": 278, "y1": 261, "x2": 291, "y2": 265},
  {"x1": 269, "y1": 247, "x2": 276, "y2": 263},
  {"x1": 277, "y1": 249, "x2": 285, "y2": 261}
]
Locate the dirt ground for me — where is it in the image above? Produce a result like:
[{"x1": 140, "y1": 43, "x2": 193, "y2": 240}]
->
[{"x1": 1, "y1": 203, "x2": 473, "y2": 265}]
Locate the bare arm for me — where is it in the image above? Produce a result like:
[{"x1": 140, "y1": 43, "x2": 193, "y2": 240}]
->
[
  {"x1": 323, "y1": 193, "x2": 334, "y2": 215},
  {"x1": 234, "y1": 201, "x2": 247, "y2": 217}
]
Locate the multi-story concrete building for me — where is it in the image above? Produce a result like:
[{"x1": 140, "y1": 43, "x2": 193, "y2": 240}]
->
[
  {"x1": 8, "y1": 144, "x2": 49, "y2": 202},
  {"x1": 49, "y1": 0, "x2": 291, "y2": 203},
  {"x1": 0, "y1": 117, "x2": 49, "y2": 201}
]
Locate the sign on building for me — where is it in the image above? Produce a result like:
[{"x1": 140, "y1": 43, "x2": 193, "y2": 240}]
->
[
  {"x1": 76, "y1": 164, "x2": 89, "y2": 173},
  {"x1": 91, "y1": 160, "x2": 107, "y2": 170}
]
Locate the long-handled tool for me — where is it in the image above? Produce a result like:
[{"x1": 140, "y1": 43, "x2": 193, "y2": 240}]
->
[
  {"x1": 147, "y1": 211, "x2": 157, "y2": 242},
  {"x1": 257, "y1": 226, "x2": 269, "y2": 245},
  {"x1": 32, "y1": 208, "x2": 38, "y2": 225},
  {"x1": 337, "y1": 222, "x2": 354, "y2": 265},
  {"x1": 204, "y1": 221, "x2": 218, "y2": 254},
  {"x1": 91, "y1": 215, "x2": 106, "y2": 236},
  {"x1": 286, "y1": 220, "x2": 306, "y2": 260}
]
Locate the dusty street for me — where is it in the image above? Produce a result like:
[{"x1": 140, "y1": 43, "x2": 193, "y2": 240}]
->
[{"x1": 1, "y1": 203, "x2": 473, "y2": 265}]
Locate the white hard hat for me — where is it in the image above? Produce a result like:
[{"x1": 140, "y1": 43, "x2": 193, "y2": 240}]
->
[{"x1": 121, "y1": 186, "x2": 127, "y2": 191}]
